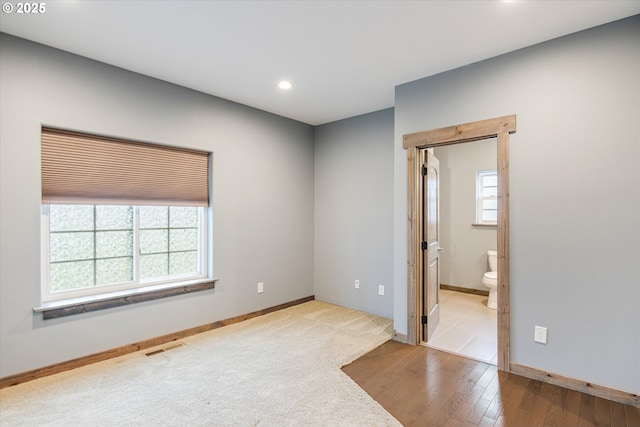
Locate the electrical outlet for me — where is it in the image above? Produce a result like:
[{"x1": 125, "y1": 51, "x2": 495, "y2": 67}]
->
[
  {"x1": 257, "y1": 282, "x2": 264, "y2": 294},
  {"x1": 534, "y1": 326, "x2": 547, "y2": 344},
  {"x1": 378, "y1": 285, "x2": 384, "y2": 296},
  {"x1": 354, "y1": 280, "x2": 360, "y2": 289}
]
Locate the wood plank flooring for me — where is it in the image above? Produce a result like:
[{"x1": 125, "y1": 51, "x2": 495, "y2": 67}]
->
[{"x1": 342, "y1": 340, "x2": 640, "y2": 427}]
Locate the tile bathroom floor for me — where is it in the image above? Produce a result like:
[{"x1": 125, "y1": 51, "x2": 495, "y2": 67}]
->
[{"x1": 425, "y1": 289, "x2": 498, "y2": 365}]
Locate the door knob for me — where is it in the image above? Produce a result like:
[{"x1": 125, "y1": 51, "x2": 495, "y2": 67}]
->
[{"x1": 438, "y1": 247, "x2": 445, "y2": 252}]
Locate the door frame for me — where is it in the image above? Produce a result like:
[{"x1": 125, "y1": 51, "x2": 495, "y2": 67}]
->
[{"x1": 403, "y1": 115, "x2": 516, "y2": 372}]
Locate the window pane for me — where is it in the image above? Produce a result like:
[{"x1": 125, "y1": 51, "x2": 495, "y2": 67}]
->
[
  {"x1": 50, "y1": 232, "x2": 94, "y2": 262},
  {"x1": 482, "y1": 199, "x2": 498, "y2": 210},
  {"x1": 96, "y1": 231, "x2": 133, "y2": 258},
  {"x1": 170, "y1": 228, "x2": 198, "y2": 252},
  {"x1": 140, "y1": 229, "x2": 168, "y2": 254},
  {"x1": 140, "y1": 253, "x2": 168, "y2": 279},
  {"x1": 50, "y1": 205, "x2": 94, "y2": 232},
  {"x1": 482, "y1": 175, "x2": 498, "y2": 187},
  {"x1": 45, "y1": 204, "x2": 205, "y2": 300},
  {"x1": 170, "y1": 251, "x2": 198, "y2": 275},
  {"x1": 50, "y1": 260, "x2": 94, "y2": 292},
  {"x1": 140, "y1": 206, "x2": 168, "y2": 229},
  {"x1": 482, "y1": 186, "x2": 497, "y2": 197},
  {"x1": 170, "y1": 206, "x2": 198, "y2": 228},
  {"x1": 96, "y1": 257, "x2": 133, "y2": 285},
  {"x1": 482, "y1": 210, "x2": 497, "y2": 222},
  {"x1": 96, "y1": 205, "x2": 133, "y2": 230}
]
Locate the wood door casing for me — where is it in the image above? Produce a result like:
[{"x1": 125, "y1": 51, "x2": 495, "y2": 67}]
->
[{"x1": 403, "y1": 115, "x2": 515, "y2": 372}]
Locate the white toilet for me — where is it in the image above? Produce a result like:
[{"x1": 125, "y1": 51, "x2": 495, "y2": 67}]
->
[{"x1": 483, "y1": 250, "x2": 498, "y2": 310}]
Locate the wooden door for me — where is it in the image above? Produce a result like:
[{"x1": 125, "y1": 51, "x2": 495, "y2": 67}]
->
[{"x1": 422, "y1": 150, "x2": 440, "y2": 341}]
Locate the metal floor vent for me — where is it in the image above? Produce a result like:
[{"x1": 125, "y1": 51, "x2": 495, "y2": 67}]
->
[{"x1": 145, "y1": 342, "x2": 185, "y2": 356}]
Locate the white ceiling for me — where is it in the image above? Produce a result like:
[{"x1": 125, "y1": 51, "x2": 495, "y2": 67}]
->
[{"x1": 1, "y1": 1, "x2": 639, "y2": 125}]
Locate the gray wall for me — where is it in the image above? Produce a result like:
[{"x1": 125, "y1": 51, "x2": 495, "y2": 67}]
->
[
  {"x1": 0, "y1": 34, "x2": 314, "y2": 377},
  {"x1": 314, "y1": 109, "x2": 394, "y2": 318},
  {"x1": 435, "y1": 140, "x2": 497, "y2": 292},
  {"x1": 394, "y1": 16, "x2": 640, "y2": 394}
]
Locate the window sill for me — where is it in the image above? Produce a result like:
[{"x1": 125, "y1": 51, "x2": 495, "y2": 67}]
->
[
  {"x1": 34, "y1": 278, "x2": 219, "y2": 320},
  {"x1": 472, "y1": 223, "x2": 497, "y2": 228}
]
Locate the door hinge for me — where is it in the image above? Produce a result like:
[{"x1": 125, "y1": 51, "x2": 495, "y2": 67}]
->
[
  {"x1": 422, "y1": 165, "x2": 428, "y2": 176},
  {"x1": 421, "y1": 241, "x2": 428, "y2": 251},
  {"x1": 421, "y1": 315, "x2": 428, "y2": 324}
]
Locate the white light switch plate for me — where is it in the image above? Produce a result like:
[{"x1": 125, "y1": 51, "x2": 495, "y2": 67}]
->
[
  {"x1": 257, "y1": 282, "x2": 264, "y2": 293},
  {"x1": 378, "y1": 285, "x2": 384, "y2": 296}
]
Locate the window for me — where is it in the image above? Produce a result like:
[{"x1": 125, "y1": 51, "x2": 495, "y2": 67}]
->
[
  {"x1": 42, "y1": 205, "x2": 206, "y2": 302},
  {"x1": 476, "y1": 170, "x2": 498, "y2": 225},
  {"x1": 40, "y1": 127, "x2": 212, "y2": 308}
]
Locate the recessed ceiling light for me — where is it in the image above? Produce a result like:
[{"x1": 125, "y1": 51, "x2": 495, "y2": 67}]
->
[{"x1": 278, "y1": 81, "x2": 292, "y2": 90}]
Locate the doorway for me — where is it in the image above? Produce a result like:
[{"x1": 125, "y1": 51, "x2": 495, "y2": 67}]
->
[
  {"x1": 427, "y1": 140, "x2": 498, "y2": 364},
  {"x1": 403, "y1": 115, "x2": 515, "y2": 372}
]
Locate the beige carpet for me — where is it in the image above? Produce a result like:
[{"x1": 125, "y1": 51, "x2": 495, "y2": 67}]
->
[{"x1": 0, "y1": 301, "x2": 401, "y2": 426}]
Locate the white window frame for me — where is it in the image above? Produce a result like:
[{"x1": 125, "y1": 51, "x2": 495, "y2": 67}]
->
[
  {"x1": 476, "y1": 170, "x2": 498, "y2": 225},
  {"x1": 41, "y1": 205, "x2": 208, "y2": 303}
]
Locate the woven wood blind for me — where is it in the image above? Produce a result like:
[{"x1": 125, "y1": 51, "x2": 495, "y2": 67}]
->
[{"x1": 42, "y1": 127, "x2": 210, "y2": 206}]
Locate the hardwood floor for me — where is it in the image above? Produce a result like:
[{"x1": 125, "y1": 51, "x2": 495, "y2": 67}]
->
[{"x1": 342, "y1": 341, "x2": 640, "y2": 427}]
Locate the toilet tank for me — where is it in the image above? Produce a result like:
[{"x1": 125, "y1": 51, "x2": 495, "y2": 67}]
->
[{"x1": 487, "y1": 250, "x2": 498, "y2": 271}]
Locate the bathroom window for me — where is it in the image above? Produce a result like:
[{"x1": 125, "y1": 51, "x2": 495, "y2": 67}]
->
[{"x1": 476, "y1": 170, "x2": 498, "y2": 225}]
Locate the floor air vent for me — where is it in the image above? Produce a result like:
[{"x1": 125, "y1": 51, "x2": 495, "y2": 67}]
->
[{"x1": 145, "y1": 342, "x2": 185, "y2": 356}]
